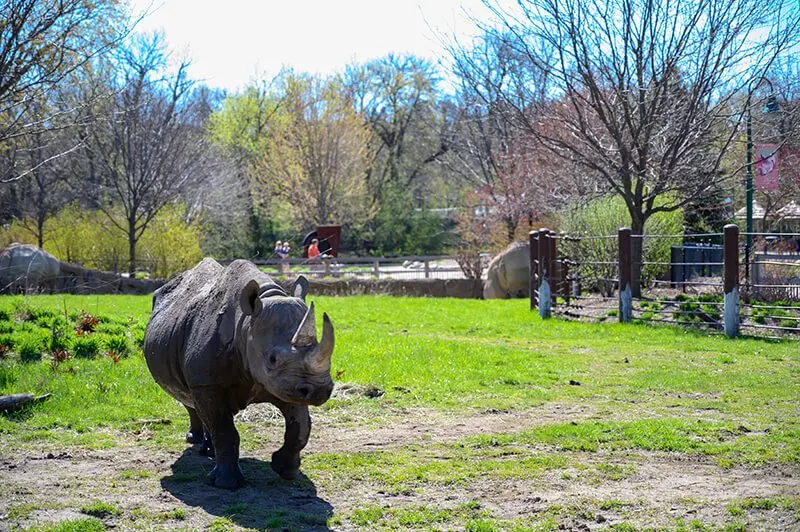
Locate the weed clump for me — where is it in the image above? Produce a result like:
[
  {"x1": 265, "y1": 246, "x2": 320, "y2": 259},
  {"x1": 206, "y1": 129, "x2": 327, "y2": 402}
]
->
[{"x1": 73, "y1": 336, "x2": 102, "y2": 359}]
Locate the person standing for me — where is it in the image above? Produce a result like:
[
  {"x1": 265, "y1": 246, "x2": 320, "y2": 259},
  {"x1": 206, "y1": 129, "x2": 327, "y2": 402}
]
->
[{"x1": 307, "y1": 239, "x2": 321, "y2": 262}]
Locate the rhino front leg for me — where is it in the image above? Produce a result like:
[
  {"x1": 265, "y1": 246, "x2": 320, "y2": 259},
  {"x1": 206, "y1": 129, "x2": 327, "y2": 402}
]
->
[
  {"x1": 193, "y1": 393, "x2": 244, "y2": 489},
  {"x1": 271, "y1": 402, "x2": 311, "y2": 480}
]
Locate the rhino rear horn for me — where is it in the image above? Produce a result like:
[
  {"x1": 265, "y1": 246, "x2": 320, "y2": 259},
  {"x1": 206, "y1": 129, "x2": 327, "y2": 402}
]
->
[
  {"x1": 311, "y1": 312, "x2": 335, "y2": 371},
  {"x1": 291, "y1": 302, "x2": 317, "y2": 347}
]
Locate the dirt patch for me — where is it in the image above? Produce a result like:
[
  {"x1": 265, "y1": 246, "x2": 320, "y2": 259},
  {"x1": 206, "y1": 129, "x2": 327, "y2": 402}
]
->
[{"x1": 1, "y1": 405, "x2": 797, "y2": 530}]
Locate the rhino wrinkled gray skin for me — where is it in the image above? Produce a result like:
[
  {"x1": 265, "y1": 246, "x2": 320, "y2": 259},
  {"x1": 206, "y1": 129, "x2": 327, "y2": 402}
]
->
[{"x1": 143, "y1": 259, "x2": 334, "y2": 489}]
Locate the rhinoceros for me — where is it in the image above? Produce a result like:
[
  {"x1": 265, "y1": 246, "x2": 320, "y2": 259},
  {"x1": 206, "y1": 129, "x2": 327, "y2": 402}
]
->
[{"x1": 143, "y1": 258, "x2": 334, "y2": 489}]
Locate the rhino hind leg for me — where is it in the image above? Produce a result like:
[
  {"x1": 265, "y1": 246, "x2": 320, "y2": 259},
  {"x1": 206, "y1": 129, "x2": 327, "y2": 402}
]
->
[
  {"x1": 198, "y1": 430, "x2": 214, "y2": 457},
  {"x1": 184, "y1": 406, "x2": 204, "y2": 444},
  {"x1": 271, "y1": 402, "x2": 311, "y2": 480},
  {"x1": 193, "y1": 392, "x2": 244, "y2": 489}
]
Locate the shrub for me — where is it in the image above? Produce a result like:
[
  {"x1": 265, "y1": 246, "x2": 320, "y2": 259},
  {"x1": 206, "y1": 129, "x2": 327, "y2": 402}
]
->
[
  {"x1": 73, "y1": 336, "x2": 102, "y2": 359},
  {"x1": 779, "y1": 319, "x2": 797, "y2": 330},
  {"x1": 138, "y1": 204, "x2": 203, "y2": 278},
  {"x1": 560, "y1": 195, "x2": 683, "y2": 295},
  {"x1": 103, "y1": 335, "x2": 131, "y2": 357},
  {"x1": 16, "y1": 334, "x2": 45, "y2": 362},
  {"x1": 0, "y1": 309, "x2": 10, "y2": 321},
  {"x1": 0, "y1": 334, "x2": 13, "y2": 357}
]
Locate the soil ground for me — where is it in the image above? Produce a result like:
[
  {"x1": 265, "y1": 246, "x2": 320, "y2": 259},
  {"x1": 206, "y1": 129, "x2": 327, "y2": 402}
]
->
[{"x1": 1, "y1": 403, "x2": 797, "y2": 531}]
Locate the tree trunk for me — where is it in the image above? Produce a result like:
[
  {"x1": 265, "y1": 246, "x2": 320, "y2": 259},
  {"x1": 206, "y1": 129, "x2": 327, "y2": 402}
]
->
[
  {"x1": 630, "y1": 217, "x2": 645, "y2": 298},
  {"x1": 128, "y1": 219, "x2": 137, "y2": 277}
]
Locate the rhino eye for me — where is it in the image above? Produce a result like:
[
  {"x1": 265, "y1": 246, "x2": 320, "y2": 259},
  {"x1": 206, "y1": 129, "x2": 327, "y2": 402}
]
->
[{"x1": 268, "y1": 354, "x2": 277, "y2": 365}]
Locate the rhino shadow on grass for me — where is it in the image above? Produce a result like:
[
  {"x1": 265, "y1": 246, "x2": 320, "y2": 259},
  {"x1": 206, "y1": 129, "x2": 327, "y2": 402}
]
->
[{"x1": 161, "y1": 448, "x2": 333, "y2": 530}]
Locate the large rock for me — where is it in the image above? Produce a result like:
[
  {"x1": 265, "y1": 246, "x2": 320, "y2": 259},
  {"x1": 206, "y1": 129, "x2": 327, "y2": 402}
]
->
[
  {"x1": 483, "y1": 241, "x2": 530, "y2": 299},
  {"x1": 0, "y1": 243, "x2": 60, "y2": 290}
]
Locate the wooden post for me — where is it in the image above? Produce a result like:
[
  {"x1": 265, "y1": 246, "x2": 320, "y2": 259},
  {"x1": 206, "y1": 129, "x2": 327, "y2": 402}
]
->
[
  {"x1": 549, "y1": 229, "x2": 558, "y2": 303},
  {"x1": 618, "y1": 228, "x2": 633, "y2": 323},
  {"x1": 723, "y1": 224, "x2": 740, "y2": 338},
  {"x1": 529, "y1": 230, "x2": 538, "y2": 310},
  {"x1": 424, "y1": 260, "x2": 430, "y2": 279},
  {"x1": 559, "y1": 234, "x2": 570, "y2": 303},
  {"x1": 373, "y1": 260, "x2": 380, "y2": 279},
  {"x1": 538, "y1": 228, "x2": 552, "y2": 319}
]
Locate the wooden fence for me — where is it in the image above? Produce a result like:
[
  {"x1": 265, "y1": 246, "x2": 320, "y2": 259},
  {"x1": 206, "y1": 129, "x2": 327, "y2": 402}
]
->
[{"x1": 530, "y1": 225, "x2": 800, "y2": 339}]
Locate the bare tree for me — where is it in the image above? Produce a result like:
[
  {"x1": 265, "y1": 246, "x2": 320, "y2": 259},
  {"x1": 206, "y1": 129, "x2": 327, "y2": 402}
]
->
[
  {"x1": 448, "y1": 31, "x2": 587, "y2": 244},
  {"x1": 11, "y1": 102, "x2": 75, "y2": 247},
  {"x1": 465, "y1": 0, "x2": 800, "y2": 295},
  {"x1": 0, "y1": 0, "x2": 130, "y2": 183},
  {"x1": 87, "y1": 33, "x2": 209, "y2": 275}
]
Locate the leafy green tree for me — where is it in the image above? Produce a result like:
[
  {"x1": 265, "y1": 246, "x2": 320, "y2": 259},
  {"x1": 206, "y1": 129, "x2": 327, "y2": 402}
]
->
[{"x1": 254, "y1": 72, "x2": 373, "y2": 230}]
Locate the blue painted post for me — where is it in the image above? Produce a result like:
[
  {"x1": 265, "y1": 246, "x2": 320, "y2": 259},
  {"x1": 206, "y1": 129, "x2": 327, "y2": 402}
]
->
[
  {"x1": 618, "y1": 228, "x2": 633, "y2": 322},
  {"x1": 723, "y1": 224, "x2": 740, "y2": 338},
  {"x1": 538, "y1": 228, "x2": 552, "y2": 319}
]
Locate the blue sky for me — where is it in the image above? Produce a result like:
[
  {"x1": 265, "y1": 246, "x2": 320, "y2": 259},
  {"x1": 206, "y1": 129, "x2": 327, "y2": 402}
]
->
[{"x1": 130, "y1": 0, "x2": 497, "y2": 91}]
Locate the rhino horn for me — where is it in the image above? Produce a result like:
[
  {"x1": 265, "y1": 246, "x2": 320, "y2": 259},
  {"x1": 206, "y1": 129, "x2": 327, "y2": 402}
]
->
[
  {"x1": 311, "y1": 313, "x2": 335, "y2": 371},
  {"x1": 291, "y1": 302, "x2": 317, "y2": 347}
]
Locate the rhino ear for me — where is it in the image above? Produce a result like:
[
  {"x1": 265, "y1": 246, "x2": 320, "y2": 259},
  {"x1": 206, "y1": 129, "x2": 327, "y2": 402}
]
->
[
  {"x1": 291, "y1": 276, "x2": 309, "y2": 301},
  {"x1": 240, "y1": 279, "x2": 262, "y2": 316}
]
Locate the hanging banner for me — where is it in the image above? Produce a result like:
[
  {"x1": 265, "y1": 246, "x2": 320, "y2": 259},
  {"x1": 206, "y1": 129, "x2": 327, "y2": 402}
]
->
[{"x1": 755, "y1": 144, "x2": 779, "y2": 191}]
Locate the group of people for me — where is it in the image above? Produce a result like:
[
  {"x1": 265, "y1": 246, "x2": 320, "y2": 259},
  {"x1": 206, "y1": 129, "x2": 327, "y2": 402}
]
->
[
  {"x1": 274, "y1": 240, "x2": 291, "y2": 273},
  {"x1": 273, "y1": 238, "x2": 326, "y2": 275}
]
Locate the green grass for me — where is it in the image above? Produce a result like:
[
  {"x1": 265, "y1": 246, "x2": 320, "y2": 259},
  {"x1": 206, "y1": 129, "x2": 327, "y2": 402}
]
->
[
  {"x1": 79, "y1": 501, "x2": 121, "y2": 518},
  {"x1": 1, "y1": 294, "x2": 799, "y2": 530},
  {"x1": 1, "y1": 295, "x2": 798, "y2": 458}
]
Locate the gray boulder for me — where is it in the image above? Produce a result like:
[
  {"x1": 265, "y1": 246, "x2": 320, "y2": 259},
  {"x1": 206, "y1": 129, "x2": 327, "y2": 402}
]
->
[
  {"x1": 0, "y1": 243, "x2": 61, "y2": 290},
  {"x1": 483, "y1": 241, "x2": 530, "y2": 299}
]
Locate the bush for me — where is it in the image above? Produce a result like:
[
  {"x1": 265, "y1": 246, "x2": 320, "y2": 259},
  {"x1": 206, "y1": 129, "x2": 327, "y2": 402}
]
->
[
  {"x1": 4, "y1": 203, "x2": 202, "y2": 278},
  {"x1": 73, "y1": 336, "x2": 102, "y2": 359},
  {"x1": 103, "y1": 335, "x2": 131, "y2": 357},
  {"x1": 560, "y1": 194, "x2": 683, "y2": 294},
  {"x1": 138, "y1": 204, "x2": 203, "y2": 278},
  {"x1": 16, "y1": 334, "x2": 45, "y2": 362}
]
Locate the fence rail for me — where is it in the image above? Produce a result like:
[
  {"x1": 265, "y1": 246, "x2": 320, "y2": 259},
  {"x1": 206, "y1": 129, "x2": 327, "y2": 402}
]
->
[
  {"x1": 531, "y1": 225, "x2": 800, "y2": 339},
  {"x1": 244, "y1": 255, "x2": 477, "y2": 281}
]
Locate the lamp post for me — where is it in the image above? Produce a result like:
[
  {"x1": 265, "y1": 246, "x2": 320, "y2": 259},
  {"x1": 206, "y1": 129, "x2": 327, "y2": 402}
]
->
[{"x1": 744, "y1": 78, "x2": 779, "y2": 284}]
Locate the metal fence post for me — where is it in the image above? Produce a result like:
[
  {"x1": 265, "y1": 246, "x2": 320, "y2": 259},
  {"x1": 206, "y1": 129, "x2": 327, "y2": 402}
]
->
[
  {"x1": 538, "y1": 228, "x2": 552, "y2": 319},
  {"x1": 529, "y1": 230, "x2": 538, "y2": 310},
  {"x1": 618, "y1": 227, "x2": 633, "y2": 323},
  {"x1": 723, "y1": 224, "x2": 740, "y2": 338}
]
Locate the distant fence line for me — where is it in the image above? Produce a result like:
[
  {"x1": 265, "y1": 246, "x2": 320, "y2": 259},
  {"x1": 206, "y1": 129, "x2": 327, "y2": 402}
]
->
[{"x1": 530, "y1": 225, "x2": 800, "y2": 339}]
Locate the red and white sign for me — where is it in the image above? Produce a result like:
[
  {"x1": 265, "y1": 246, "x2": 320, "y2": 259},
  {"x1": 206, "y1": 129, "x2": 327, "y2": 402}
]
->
[{"x1": 755, "y1": 144, "x2": 779, "y2": 191}]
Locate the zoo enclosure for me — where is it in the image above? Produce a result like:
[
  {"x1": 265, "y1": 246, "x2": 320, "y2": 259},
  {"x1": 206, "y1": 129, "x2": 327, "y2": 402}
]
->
[
  {"x1": 250, "y1": 255, "x2": 475, "y2": 280},
  {"x1": 530, "y1": 225, "x2": 800, "y2": 338}
]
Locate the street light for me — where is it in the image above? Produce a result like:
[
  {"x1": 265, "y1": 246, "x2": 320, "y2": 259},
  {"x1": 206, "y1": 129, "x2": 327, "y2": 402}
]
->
[{"x1": 745, "y1": 77, "x2": 780, "y2": 283}]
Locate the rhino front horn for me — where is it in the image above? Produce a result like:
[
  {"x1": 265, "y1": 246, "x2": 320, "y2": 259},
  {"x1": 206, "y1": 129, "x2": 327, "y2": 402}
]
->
[
  {"x1": 312, "y1": 313, "x2": 335, "y2": 371},
  {"x1": 292, "y1": 303, "x2": 317, "y2": 347}
]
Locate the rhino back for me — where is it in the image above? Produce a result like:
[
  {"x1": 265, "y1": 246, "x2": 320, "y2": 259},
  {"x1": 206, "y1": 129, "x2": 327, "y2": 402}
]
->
[{"x1": 144, "y1": 258, "x2": 244, "y2": 404}]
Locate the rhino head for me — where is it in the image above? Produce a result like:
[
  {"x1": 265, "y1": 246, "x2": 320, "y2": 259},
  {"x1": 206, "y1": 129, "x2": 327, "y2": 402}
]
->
[{"x1": 239, "y1": 277, "x2": 334, "y2": 406}]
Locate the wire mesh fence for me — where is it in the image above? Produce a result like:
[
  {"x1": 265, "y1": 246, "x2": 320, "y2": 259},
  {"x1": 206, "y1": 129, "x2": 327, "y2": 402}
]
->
[{"x1": 531, "y1": 226, "x2": 800, "y2": 339}]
